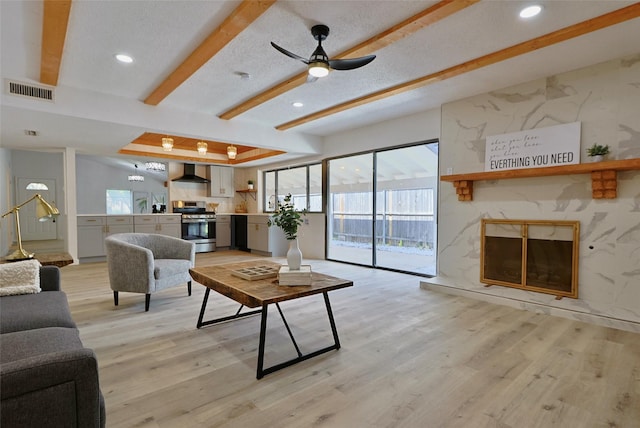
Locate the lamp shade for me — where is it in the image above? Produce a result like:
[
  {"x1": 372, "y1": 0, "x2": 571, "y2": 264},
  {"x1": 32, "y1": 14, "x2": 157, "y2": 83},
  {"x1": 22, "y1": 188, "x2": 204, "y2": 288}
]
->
[
  {"x1": 35, "y1": 195, "x2": 60, "y2": 222},
  {"x1": 227, "y1": 145, "x2": 237, "y2": 159}
]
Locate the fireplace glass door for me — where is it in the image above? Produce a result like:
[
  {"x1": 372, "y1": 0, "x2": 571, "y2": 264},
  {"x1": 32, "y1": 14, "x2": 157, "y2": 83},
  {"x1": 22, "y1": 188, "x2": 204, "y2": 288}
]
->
[{"x1": 481, "y1": 219, "x2": 579, "y2": 299}]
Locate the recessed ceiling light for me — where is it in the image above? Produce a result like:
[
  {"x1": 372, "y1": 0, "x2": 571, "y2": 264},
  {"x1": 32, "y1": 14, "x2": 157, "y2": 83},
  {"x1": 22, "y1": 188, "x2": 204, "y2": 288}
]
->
[
  {"x1": 292, "y1": 102, "x2": 304, "y2": 108},
  {"x1": 115, "y1": 53, "x2": 133, "y2": 63},
  {"x1": 520, "y1": 5, "x2": 542, "y2": 18}
]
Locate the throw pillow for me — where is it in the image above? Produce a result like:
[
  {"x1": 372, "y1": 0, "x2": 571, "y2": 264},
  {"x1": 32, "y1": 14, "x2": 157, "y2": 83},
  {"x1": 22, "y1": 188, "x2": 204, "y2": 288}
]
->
[{"x1": 0, "y1": 259, "x2": 41, "y2": 296}]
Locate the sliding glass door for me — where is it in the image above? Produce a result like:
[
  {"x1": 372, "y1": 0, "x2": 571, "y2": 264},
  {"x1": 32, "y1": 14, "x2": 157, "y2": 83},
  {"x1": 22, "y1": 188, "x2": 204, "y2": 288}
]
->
[
  {"x1": 327, "y1": 142, "x2": 438, "y2": 275},
  {"x1": 327, "y1": 154, "x2": 374, "y2": 265}
]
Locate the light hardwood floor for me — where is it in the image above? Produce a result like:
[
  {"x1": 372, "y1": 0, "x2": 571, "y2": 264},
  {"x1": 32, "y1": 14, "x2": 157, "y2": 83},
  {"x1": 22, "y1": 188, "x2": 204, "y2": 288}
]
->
[{"x1": 61, "y1": 251, "x2": 640, "y2": 428}]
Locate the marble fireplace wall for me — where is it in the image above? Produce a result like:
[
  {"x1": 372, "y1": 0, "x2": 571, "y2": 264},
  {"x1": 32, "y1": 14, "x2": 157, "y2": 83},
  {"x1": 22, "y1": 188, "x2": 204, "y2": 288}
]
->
[{"x1": 432, "y1": 53, "x2": 640, "y2": 329}]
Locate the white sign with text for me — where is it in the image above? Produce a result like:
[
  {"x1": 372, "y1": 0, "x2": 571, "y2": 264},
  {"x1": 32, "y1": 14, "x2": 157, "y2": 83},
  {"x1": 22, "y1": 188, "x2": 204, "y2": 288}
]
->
[{"x1": 485, "y1": 122, "x2": 581, "y2": 172}]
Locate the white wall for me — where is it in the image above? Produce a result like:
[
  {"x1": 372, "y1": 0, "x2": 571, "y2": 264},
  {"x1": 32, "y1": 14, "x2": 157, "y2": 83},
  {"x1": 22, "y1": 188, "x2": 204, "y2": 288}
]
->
[
  {"x1": 323, "y1": 109, "x2": 441, "y2": 156},
  {"x1": 430, "y1": 53, "x2": 640, "y2": 330}
]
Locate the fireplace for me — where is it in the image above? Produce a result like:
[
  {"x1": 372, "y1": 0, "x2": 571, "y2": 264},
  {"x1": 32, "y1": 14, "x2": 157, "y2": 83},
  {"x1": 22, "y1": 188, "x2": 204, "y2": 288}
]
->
[{"x1": 480, "y1": 219, "x2": 580, "y2": 299}]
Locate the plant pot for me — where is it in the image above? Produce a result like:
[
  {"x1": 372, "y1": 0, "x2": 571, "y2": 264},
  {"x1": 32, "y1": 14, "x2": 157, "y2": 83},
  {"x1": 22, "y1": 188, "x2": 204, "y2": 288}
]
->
[
  {"x1": 247, "y1": 184, "x2": 254, "y2": 190},
  {"x1": 286, "y1": 239, "x2": 302, "y2": 270},
  {"x1": 590, "y1": 155, "x2": 605, "y2": 162}
]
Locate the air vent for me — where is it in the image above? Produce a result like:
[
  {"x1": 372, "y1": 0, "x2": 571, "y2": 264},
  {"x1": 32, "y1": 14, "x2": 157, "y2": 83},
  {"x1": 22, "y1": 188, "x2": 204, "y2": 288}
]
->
[{"x1": 5, "y1": 80, "x2": 54, "y2": 102}]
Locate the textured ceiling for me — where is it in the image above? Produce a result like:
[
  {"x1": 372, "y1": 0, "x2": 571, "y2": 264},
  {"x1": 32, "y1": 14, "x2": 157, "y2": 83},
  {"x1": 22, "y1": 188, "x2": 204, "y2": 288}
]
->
[{"x1": 1, "y1": 0, "x2": 639, "y2": 167}]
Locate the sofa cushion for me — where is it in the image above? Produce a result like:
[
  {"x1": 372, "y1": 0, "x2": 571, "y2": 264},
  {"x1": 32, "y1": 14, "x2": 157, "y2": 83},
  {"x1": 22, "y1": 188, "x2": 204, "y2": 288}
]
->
[
  {"x1": 0, "y1": 291, "x2": 76, "y2": 334},
  {"x1": 154, "y1": 258, "x2": 191, "y2": 280},
  {"x1": 0, "y1": 327, "x2": 83, "y2": 364},
  {"x1": 0, "y1": 260, "x2": 41, "y2": 296}
]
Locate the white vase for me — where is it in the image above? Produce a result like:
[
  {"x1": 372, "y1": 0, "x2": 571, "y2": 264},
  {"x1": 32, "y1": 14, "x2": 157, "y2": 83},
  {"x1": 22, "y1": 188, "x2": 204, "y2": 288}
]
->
[
  {"x1": 591, "y1": 155, "x2": 604, "y2": 162},
  {"x1": 286, "y1": 239, "x2": 302, "y2": 270}
]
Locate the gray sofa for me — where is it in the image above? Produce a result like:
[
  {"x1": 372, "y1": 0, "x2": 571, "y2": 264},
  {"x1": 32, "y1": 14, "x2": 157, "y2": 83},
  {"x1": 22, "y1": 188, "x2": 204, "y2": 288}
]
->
[{"x1": 0, "y1": 265, "x2": 106, "y2": 428}]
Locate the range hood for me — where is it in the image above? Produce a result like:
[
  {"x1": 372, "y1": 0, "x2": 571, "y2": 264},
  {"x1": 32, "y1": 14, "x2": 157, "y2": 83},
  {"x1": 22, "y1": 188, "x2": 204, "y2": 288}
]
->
[{"x1": 171, "y1": 163, "x2": 209, "y2": 183}]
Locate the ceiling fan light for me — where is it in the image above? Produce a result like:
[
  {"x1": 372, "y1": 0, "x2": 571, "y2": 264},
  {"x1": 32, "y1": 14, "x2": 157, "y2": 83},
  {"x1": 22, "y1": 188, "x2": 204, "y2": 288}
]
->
[
  {"x1": 308, "y1": 62, "x2": 330, "y2": 78},
  {"x1": 227, "y1": 145, "x2": 237, "y2": 160},
  {"x1": 197, "y1": 141, "x2": 207, "y2": 155},
  {"x1": 161, "y1": 137, "x2": 173, "y2": 152}
]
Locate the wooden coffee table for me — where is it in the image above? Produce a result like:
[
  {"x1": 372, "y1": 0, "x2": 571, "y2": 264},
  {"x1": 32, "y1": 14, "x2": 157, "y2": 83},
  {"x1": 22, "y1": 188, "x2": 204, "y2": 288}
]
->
[{"x1": 189, "y1": 260, "x2": 353, "y2": 379}]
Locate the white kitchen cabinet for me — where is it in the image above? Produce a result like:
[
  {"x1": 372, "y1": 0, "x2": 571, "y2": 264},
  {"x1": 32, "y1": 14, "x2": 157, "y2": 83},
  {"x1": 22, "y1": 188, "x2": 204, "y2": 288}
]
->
[
  {"x1": 77, "y1": 215, "x2": 133, "y2": 259},
  {"x1": 77, "y1": 216, "x2": 106, "y2": 258},
  {"x1": 208, "y1": 166, "x2": 234, "y2": 197},
  {"x1": 247, "y1": 215, "x2": 287, "y2": 256},
  {"x1": 134, "y1": 215, "x2": 181, "y2": 238},
  {"x1": 106, "y1": 216, "x2": 134, "y2": 236},
  {"x1": 215, "y1": 215, "x2": 231, "y2": 248}
]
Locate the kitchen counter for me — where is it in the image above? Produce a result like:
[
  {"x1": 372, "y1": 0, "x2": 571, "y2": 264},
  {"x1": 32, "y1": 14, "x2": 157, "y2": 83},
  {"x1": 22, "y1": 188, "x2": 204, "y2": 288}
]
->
[
  {"x1": 220, "y1": 212, "x2": 272, "y2": 216},
  {"x1": 77, "y1": 213, "x2": 181, "y2": 216}
]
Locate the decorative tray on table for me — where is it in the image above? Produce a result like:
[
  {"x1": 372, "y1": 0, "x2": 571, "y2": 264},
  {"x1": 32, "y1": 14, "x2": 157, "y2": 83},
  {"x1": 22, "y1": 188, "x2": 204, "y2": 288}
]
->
[{"x1": 230, "y1": 265, "x2": 279, "y2": 281}]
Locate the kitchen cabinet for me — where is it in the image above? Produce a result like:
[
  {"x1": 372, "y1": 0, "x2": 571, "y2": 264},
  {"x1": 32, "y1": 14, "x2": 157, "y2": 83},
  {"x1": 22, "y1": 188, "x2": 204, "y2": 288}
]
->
[
  {"x1": 247, "y1": 215, "x2": 287, "y2": 256},
  {"x1": 77, "y1": 216, "x2": 106, "y2": 258},
  {"x1": 208, "y1": 166, "x2": 234, "y2": 197},
  {"x1": 215, "y1": 215, "x2": 231, "y2": 248},
  {"x1": 77, "y1": 215, "x2": 133, "y2": 258},
  {"x1": 133, "y1": 215, "x2": 181, "y2": 238}
]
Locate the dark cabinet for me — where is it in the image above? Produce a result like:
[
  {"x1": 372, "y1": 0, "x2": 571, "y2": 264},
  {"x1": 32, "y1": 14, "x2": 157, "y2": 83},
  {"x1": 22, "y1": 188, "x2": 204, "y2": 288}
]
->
[{"x1": 231, "y1": 215, "x2": 248, "y2": 251}]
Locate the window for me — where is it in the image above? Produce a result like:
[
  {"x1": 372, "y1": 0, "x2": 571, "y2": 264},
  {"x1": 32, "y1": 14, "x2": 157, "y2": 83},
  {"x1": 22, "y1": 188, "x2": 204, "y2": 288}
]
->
[
  {"x1": 106, "y1": 189, "x2": 132, "y2": 214},
  {"x1": 263, "y1": 163, "x2": 322, "y2": 212}
]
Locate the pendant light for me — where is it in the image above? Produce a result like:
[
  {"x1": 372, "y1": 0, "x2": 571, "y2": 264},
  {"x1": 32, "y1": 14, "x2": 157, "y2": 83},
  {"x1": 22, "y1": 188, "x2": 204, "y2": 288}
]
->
[
  {"x1": 197, "y1": 141, "x2": 208, "y2": 155},
  {"x1": 227, "y1": 145, "x2": 237, "y2": 159},
  {"x1": 162, "y1": 136, "x2": 173, "y2": 152}
]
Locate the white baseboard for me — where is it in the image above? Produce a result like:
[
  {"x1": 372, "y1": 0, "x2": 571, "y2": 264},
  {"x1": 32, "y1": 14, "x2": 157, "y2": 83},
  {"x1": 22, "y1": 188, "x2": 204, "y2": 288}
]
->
[{"x1": 420, "y1": 280, "x2": 640, "y2": 334}]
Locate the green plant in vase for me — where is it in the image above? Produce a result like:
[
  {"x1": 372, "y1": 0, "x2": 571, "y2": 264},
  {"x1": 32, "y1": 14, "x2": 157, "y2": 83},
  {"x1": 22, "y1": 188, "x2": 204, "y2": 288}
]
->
[
  {"x1": 586, "y1": 143, "x2": 610, "y2": 161},
  {"x1": 268, "y1": 194, "x2": 307, "y2": 270}
]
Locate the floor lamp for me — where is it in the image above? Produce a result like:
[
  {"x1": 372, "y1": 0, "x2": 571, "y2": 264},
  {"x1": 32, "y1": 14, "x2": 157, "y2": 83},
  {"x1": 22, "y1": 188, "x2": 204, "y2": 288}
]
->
[{"x1": 1, "y1": 193, "x2": 60, "y2": 261}]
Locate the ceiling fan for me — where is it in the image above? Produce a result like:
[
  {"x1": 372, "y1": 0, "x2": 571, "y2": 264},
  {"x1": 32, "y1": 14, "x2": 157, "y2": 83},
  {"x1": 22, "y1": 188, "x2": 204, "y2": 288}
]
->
[{"x1": 271, "y1": 24, "x2": 376, "y2": 79}]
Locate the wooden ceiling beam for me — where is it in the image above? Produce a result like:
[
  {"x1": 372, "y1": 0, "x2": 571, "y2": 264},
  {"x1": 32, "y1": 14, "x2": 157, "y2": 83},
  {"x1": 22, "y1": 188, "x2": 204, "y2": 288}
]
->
[
  {"x1": 276, "y1": 3, "x2": 640, "y2": 131},
  {"x1": 218, "y1": 0, "x2": 480, "y2": 120},
  {"x1": 144, "y1": 0, "x2": 277, "y2": 106},
  {"x1": 40, "y1": 0, "x2": 72, "y2": 86}
]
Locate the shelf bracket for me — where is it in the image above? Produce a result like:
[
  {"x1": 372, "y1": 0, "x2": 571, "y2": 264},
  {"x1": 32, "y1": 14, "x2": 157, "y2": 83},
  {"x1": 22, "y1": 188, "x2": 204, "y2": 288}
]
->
[
  {"x1": 591, "y1": 170, "x2": 617, "y2": 199},
  {"x1": 453, "y1": 180, "x2": 473, "y2": 201}
]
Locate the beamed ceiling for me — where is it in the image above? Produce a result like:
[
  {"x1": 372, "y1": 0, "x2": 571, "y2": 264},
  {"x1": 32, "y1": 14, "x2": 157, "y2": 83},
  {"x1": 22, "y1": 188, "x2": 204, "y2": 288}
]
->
[{"x1": 1, "y1": 1, "x2": 639, "y2": 167}]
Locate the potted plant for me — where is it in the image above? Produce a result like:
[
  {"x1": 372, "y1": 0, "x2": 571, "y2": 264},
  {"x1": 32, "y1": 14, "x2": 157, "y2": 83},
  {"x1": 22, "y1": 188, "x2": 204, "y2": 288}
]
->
[
  {"x1": 268, "y1": 194, "x2": 307, "y2": 270},
  {"x1": 586, "y1": 143, "x2": 610, "y2": 162},
  {"x1": 247, "y1": 179, "x2": 254, "y2": 190}
]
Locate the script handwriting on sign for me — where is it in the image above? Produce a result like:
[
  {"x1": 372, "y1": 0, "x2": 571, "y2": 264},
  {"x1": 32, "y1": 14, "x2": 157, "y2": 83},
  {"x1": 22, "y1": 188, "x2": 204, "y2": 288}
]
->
[{"x1": 484, "y1": 122, "x2": 581, "y2": 172}]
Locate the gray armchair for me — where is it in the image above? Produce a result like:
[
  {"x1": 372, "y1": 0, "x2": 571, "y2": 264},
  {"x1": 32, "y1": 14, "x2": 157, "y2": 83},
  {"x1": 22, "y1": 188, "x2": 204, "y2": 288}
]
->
[{"x1": 105, "y1": 233, "x2": 196, "y2": 311}]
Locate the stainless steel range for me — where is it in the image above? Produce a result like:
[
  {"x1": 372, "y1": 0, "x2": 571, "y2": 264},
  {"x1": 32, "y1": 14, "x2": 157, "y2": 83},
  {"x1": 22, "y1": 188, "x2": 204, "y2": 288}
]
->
[{"x1": 172, "y1": 201, "x2": 216, "y2": 253}]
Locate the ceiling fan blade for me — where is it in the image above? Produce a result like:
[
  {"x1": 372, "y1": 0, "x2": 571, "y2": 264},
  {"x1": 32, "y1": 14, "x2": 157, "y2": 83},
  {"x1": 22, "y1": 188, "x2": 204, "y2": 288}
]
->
[
  {"x1": 306, "y1": 74, "x2": 319, "y2": 83},
  {"x1": 328, "y1": 55, "x2": 376, "y2": 71},
  {"x1": 270, "y1": 42, "x2": 309, "y2": 64}
]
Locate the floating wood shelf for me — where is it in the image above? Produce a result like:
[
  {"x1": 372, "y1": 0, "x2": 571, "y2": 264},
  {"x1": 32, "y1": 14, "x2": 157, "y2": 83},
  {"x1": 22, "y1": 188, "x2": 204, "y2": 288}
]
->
[
  {"x1": 236, "y1": 189, "x2": 257, "y2": 201},
  {"x1": 441, "y1": 158, "x2": 640, "y2": 201}
]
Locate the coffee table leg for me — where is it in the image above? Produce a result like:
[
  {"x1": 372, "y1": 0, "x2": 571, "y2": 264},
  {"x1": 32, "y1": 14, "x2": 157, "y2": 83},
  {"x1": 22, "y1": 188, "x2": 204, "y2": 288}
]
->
[
  {"x1": 257, "y1": 304, "x2": 269, "y2": 379},
  {"x1": 197, "y1": 288, "x2": 261, "y2": 329},
  {"x1": 255, "y1": 292, "x2": 342, "y2": 379},
  {"x1": 196, "y1": 288, "x2": 211, "y2": 329},
  {"x1": 324, "y1": 291, "x2": 341, "y2": 350}
]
